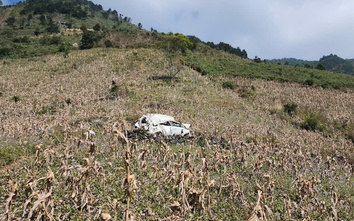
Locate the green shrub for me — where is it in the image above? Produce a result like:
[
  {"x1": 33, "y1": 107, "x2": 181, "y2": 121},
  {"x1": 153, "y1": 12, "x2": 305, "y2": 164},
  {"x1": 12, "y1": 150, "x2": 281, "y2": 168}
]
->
[
  {"x1": 104, "y1": 39, "x2": 113, "y2": 48},
  {"x1": 283, "y1": 103, "x2": 297, "y2": 115},
  {"x1": 304, "y1": 79, "x2": 314, "y2": 86},
  {"x1": 58, "y1": 44, "x2": 66, "y2": 52},
  {"x1": 0, "y1": 47, "x2": 12, "y2": 57},
  {"x1": 11, "y1": 95, "x2": 20, "y2": 102},
  {"x1": 110, "y1": 84, "x2": 120, "y2": 94},
  {"x1": 65, "y1": 98, "x2": 72, "y2": 105},
  {"x1": 36, "y1": 106, "x2": 57, "y2": 115},
  {"x1": 222, "y1": 81, "x2": 234, "y2": 89},
  {"x1": 301, "y1": 113, "x2": 324, "y2": 131},
  {"x1": 345, "y1": 128, "x2": 354, "y2": 143},
  {"x1": 107, "y1": 84, "x2": 124, "y2": 100},
  {"x1": 238, "y1": 87, "x2": 254, "y2": 98}
]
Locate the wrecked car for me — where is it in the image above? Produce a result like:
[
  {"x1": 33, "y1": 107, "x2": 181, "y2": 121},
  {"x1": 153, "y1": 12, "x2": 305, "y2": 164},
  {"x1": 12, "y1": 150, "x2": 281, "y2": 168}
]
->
[{"x1": 133, "y1": 114, "x2": 191, "y2": 136}]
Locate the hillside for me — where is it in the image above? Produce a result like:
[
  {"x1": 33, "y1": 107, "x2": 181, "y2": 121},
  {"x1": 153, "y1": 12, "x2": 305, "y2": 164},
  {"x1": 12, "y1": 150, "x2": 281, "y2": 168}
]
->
[
  {"x1": 1, "y1": 1, "x2": 354, "y2": 220},
  {"x1": 1, "y1": 48, "x2": 353, "y2": 220},
  {"x1": 0, "y1": 0, "x2": 141, "y2": 58},
  {"x1": 1, "y1": 1, "x2": 354, "y2": 91}
]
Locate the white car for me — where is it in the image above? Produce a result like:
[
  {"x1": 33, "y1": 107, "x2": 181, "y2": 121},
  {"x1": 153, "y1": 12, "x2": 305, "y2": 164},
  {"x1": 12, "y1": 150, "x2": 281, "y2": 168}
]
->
[{"x1": 134, "y1": 114, "x2": 191, "y2": 136}]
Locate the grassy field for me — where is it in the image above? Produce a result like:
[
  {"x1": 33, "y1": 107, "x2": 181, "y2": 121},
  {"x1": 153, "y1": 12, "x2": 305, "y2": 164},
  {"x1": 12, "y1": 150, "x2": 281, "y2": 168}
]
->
[
  {"x1": 186, "y1": 48, "x2": 354, "y2": 90},
  {"x1": 0, "y1": 48, "x2": 353, "y2": 220}
]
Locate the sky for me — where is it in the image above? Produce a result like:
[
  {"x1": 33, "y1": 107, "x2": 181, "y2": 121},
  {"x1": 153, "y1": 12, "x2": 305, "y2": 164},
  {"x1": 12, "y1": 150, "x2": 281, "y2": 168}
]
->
[
  {"x1": 4, "y1": 0, "x2": 354, "y2": 60},
  {"x1": 2, "y1": 0, "x2": 20, "y2": 5},
  {"x1": 93, "y1": 0, "x2": 354, "y2": 60}
]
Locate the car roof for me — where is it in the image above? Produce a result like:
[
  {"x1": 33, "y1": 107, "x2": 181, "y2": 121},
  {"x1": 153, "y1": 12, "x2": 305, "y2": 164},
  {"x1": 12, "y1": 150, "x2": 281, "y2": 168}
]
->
[{"x1": 145, "y1": 114, "x2": 175, "y2": 124}]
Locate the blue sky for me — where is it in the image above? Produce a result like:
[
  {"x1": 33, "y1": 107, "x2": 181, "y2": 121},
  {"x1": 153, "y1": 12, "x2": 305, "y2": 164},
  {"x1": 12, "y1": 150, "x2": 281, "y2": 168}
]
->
[
  {"x1": 4, "y1": 0, "x2": 354, "y2": 60},
  {"x1": 2, "y1": 0, "x2": 21, "y2": 5}
]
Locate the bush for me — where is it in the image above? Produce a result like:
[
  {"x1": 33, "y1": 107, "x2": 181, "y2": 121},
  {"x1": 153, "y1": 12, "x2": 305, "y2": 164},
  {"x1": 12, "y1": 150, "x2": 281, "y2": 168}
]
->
[
  {"x1": 283, "y1": 103, "x2": 297, "y2": 115},
  {"x1": 0, "y1": 47, "x2": 12, "y2": 57},
  {"x1": 50, "y1": 36, "x2": 62, "y2": 45},
  {"x1": 107, "y1": 84, "x2": 120, "y2": 100},
  {"x1": 104, "y1": 39, "x2": 113, "y2": 48},
  {"x1": 238, "y1": 87, "x2": 254, "y2": 98},
  {"x1": 80, "y1": 31, "x2": 100, "y2": 49},
  {"x1": 304, "y1": 79, "x2": 314, "y2": 86},
  {"x1": 346, "y1": 131, "x2": 354, "y2": 143},
  {"x1": 301, "y1": 113, "x2": 324, "y2": 131},
  {"x1": 65, "y1": 98, "x2": 71, "y2": 105},
  {"x1": 11, "y1": 95, "x2": 20, "y2": 102},
  {"x1": 222, "y1": 81, "x2": 234, "y2": 90}
]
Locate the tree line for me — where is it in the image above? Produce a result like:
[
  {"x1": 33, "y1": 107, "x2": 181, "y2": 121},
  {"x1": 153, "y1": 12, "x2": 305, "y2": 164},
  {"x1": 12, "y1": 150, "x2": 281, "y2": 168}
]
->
[{"x1": 205, "y1": 41, "x2": 248, "y2": 59}]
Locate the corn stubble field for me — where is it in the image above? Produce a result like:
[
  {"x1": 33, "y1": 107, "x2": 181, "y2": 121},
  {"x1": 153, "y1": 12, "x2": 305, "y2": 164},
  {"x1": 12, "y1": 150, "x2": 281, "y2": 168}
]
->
[{"x1": 0, "y1": 48, "x2": 353, "y2": 220}]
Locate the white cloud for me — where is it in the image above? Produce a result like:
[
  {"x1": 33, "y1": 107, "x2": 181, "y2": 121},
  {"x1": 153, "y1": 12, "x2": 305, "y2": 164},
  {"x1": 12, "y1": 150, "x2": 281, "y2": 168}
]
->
[{"x1": 94, "y1": 0, "x2": 354, "y2": 60}]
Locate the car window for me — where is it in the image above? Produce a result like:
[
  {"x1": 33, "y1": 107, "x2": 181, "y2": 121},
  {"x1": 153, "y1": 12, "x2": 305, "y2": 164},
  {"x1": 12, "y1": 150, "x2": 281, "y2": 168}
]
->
[
  {"x1": 160, "y1": 122, "x2": 170, "y2": 126},
  {"x1": 170, "y1": 121, "x2": 181, "y2": 127},
  {"x1": 141, "y1": 117, "x2": 147, "y2": 124}
]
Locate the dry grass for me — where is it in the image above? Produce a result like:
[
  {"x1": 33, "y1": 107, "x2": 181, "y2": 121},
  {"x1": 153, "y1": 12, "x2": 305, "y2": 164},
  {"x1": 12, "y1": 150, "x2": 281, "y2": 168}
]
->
[{"x1": 0, "y1": 48, "x2": 353, "y2": 220}]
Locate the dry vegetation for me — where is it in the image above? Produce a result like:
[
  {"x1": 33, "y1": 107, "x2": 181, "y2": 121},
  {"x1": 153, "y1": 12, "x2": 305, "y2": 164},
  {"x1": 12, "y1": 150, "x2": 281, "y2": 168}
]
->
[{"x1": 0, "y1": 48, "x2": 353, "y2": 220}]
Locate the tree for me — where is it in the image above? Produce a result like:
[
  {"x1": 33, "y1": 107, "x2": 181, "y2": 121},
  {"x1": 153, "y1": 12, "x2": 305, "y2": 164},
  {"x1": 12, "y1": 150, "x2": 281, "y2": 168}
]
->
[
  {"x1": 104, "y1": 40, "x2": 113, "y2": 48},
  {"x1": 102, "y1": 11, "x2": 109, "y2": 19},
  {"x1": 138, "y1": 23, "x2": 143, "y2": 30},
  {"x1": 316, "y1": 63, "x2": 326, "y2": 70},
  {"x1": 254, "y1": 56, "x2": 262, "y2": 63},
  {"x1": 46, "y1": 18, "x2": 60, "y2": 33},
  {"x1": 80, "y1": 25, "x2": 87, "y2": 32},
  {"x1": 80, "y1": 31, "x2": 101, "y2": 49},
  {"x1": 39, "y1": 14, "x2": 46, "y2": 25},
  {"x1": 93, "y1": 23, "x2": 101, "y2": 31},
  {"x1": 241, "y1": 49, "x2": 248, "y2": 59},
  {"x1": 158, "y1": 33, "x2": 194, "y2": 80},
  {"x1": 0, "y1": 1, "x2": 3, "y2": 6},
  {"x1": 5, "y1": 16, "x2": 16, "y2": 27},
  {"x1": 159, "y1": 33, "x2": 194, "y2": 54}
]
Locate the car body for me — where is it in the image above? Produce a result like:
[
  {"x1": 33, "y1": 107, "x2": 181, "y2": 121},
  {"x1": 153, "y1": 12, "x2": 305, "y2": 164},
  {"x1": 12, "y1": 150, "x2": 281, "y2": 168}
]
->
[{"x1": 133, "y1": 114, "x2": 191, "y2": 136}]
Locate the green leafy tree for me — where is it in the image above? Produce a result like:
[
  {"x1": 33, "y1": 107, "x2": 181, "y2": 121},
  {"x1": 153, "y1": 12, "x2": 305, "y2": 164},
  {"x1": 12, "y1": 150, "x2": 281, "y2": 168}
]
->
[
  {"x1": 46, "y1": 18, "x2": 60, "y2": 33},
  {"x1": 102, "y1": 11, "x2": 109, "y2": 19},
  {"x1": 93, "y1": 23, "x2": 101, "y2": 31},
  {"x1": 254, "y1": 56, "x2": 262, "y2": 63},
  {"x1": 160, "y1": 33, "x2": 194, "y2": 54},
  {"x1": 104, "y1": 39, "x2": 113, "y2": 48},
  {"x1": 39, "y1": 14, "x2": 46, "y2": 25},
  {"x1": 5, "y1": 16, "x2": 16, "y2": 27},
  {"x1": 80, "y1": 31, "x2": 100, "y2": 49},
  {"x1": 158, "y1": 33, "x2": 194, "y2": 80},
  {"x1": 0, "y1": 47, "x2": 12, "y2": 57},
  {"x1": 0, "y1": 1, "x2": 3, "y2": 6},
  {"x1": 241, "y1": 49, "x2": 248, "y2": 59},
  {"x1": 138, "y1": 23, "x2": 143, "y2": 30},
  {"x1": 316, "y1": 63, "x2": 326, "y2": 70},
  {"x1": 80, "y1": 25, "x2": 88, "y2": 32}
]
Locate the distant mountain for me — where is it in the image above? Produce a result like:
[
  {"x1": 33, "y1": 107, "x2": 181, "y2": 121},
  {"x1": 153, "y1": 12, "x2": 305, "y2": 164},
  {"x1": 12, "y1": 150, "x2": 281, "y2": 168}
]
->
[
  {"x1": 268, "y1": 58, "x2": 317, "y2": 66},
  {"x1": 269, "y1": 55, "x2": 354, "y2": 75},
  {"x1": 319, "y1": 54, "x2": 354, "y2": 75}
]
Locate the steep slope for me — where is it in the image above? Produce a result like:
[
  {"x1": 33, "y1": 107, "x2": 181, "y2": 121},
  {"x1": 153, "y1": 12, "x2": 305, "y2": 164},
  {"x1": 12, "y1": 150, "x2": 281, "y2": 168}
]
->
[
  {"x1": 0, "y1": 48, "x2": 353, "y2": 220},
  {"x1": 1, "y1": 0, "x2": 354, "y2": 91},
  {"x1": 0, "y1": 0, "x2": 140, "y2": 58}
]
